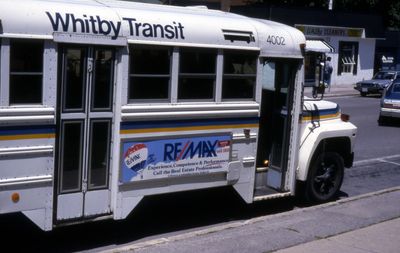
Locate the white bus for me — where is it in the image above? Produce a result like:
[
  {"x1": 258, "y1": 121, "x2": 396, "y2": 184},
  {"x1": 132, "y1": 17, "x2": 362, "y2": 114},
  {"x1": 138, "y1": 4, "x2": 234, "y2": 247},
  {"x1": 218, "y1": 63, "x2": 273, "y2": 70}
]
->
[{"x1": 0, "y1": 0, "x2": 357, "y2": 231}]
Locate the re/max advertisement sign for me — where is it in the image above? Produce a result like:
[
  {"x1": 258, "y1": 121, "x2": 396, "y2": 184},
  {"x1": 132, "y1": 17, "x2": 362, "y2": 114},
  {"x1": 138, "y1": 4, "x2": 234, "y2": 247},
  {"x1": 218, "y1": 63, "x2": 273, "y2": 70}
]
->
[{"x1": 121, "y1": 135, "x2": 231, "y2": 183}]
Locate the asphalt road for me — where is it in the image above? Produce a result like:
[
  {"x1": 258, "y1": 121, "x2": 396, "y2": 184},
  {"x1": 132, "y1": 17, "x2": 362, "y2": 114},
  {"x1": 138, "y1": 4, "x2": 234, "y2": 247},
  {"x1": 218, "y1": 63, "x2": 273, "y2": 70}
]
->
[
  {"x1": 2, "y1": 95, "x2": 399, "y2": 253},
  {"x1": 327, "y1": 95, "x2": 400, "y2": 197},
  {"x1": 329, "y1": 95, "x2": 400, "y2": 161}
]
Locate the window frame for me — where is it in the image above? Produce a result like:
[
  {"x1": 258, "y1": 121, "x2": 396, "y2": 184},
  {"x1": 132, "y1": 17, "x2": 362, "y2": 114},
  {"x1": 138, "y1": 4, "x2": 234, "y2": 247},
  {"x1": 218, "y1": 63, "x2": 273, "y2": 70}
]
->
[
  {"x1": 87, "y1": 118, "x2": 111, "y2": 190},
  {"x1": 338, "y1": 41, "x2": 358, "y2": 75},
  {"x1": 128, "y1": 45, "x2": 172, "y2": 103},
  {"x1": 221, "y1": 49, "x2": 258, "y2": 101},
  {"x1": 61, "y1": 46, "x2": 87, "y2": 113},
  {"x1": 177, "y1": 47, "x2": 217, "y2": 101},
  {"x1": 58, "y1": 119, "x2": 84, "y2": 194},
  {"x1": 125, "y1": 45, "x2": 260, "y2": 105},
  {"x1": 9, "y1": 39, "x2": 44, "y2": 105},
  {"x1": 91, "y1": 48, "x2": 115, "y2": 112}
]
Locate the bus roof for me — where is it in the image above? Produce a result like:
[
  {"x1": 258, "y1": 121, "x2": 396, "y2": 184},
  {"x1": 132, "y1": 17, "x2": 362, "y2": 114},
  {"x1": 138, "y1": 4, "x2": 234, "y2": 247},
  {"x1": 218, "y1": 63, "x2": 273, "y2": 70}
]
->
[{"x1": 0, "y1": 0, "x2": 305, "y2": 57}]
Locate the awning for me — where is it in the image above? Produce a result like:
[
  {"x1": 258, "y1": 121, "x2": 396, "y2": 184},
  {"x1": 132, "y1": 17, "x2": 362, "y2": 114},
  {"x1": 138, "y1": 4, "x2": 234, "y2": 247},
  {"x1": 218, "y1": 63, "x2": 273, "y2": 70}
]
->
[{"x1": 305, "y1": 40, "x2": 334, "y2": 53}]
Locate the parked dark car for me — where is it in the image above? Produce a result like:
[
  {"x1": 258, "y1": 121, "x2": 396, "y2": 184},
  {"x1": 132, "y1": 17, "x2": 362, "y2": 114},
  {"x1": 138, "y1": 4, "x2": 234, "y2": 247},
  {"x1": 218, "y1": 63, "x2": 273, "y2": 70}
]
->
[
  {"x1": 378, "y1": 80, "x2": 400, "y2": 125},
  {"x1": 354, "y1": 71, "x2": 400, "y2": 97}
]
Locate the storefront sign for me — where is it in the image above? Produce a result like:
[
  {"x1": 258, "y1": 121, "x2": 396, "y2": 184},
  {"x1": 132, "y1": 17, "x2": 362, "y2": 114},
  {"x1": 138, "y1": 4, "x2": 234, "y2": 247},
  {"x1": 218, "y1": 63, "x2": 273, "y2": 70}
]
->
[
  {"x1": 121, "y1": 135, "x2": 231, "y2": 182},
  {"x1": 295, "y1": 25, "x2": 364, "y2": 38},
  {"x1": 381, "y1": 55, "x2": 394, "y2": 64}
]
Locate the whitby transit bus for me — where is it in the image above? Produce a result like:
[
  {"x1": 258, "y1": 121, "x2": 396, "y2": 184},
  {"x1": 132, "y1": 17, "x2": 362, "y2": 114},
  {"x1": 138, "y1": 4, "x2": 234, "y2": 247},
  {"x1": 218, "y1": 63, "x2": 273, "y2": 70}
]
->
[{"x1": 0, "y1": 0, "x2": 357, "y2": 231}]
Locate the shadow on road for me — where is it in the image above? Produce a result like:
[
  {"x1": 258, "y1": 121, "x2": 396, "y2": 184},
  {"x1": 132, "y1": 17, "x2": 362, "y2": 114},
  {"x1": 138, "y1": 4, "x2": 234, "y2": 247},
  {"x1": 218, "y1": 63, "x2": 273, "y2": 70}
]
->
[
  {"x1": 1, "y1": 187, "x2": 302, "y2": 252},
  {"x1": 378, "y1": 118, "x2": 400, "y2": 127},
  {"x1": 354, "y1": 93, "x2": 382, "y2": 99}
]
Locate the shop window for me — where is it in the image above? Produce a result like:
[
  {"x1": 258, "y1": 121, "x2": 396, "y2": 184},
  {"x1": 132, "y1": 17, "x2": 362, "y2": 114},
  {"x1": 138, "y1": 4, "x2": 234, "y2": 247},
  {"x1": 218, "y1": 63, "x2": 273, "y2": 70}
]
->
[
  {"x1": 178, "y1": 48, "x2": 216, "y2": 100},
  {"x1": 10, "y1": 39, "x2": 43, "y2": 104},
  {"x1": 338, "y1": 41, "x2": 358, "y2": 75},
  {"x1": 129, "y1": 45, "x2": 171, "y2": 101},
  {"x1": 222, "y1": 50, "x2": 257, "y2": 100}
]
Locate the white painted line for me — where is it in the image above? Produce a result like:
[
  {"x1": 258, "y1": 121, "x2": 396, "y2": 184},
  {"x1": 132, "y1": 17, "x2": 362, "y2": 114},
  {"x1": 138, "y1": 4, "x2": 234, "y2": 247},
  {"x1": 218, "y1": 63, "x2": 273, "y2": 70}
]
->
[
  {"x1": 378, "y1": 159, "x2": 400, "y2": 166},
  {"x1": 354, "y1": 154, "x2": 400, "y2": 166}
]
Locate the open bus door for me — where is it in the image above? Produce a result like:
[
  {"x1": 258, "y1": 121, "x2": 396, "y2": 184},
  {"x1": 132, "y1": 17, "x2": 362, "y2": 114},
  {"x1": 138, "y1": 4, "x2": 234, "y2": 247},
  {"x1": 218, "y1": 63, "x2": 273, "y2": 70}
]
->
[
  {"x1": 55, "y1": 45, "x2": 115, "y2": 222},
  {"x1": 255, "y1": 58, "x2": 300, "y2": 197}
]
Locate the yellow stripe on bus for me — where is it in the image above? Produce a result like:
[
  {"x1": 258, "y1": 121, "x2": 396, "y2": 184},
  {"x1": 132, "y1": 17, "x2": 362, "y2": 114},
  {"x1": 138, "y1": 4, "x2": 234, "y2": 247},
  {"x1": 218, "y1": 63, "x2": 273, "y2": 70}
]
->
[
  {"x1": 301, "y1": 112, "x2": 340, "y2": 122},
  {"x1": 0, "y1": 133, "x2": 56, "y2": 141},
  {"x1": 120, "y1": 123, "x2": 259, "y2": 135}
]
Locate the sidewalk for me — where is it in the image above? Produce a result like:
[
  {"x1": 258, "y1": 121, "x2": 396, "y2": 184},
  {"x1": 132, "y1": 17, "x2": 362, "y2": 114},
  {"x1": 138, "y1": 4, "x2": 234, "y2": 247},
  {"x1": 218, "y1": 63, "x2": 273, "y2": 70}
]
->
[
  {"x1": 101, "y1": 187, "x2": 400, "y2": 253},
  {"x1": 276, "y1": 217, "x2": 400, "y2": 253},
  {"x1": 304, "y1": 84, "x2": 359, "y2": 98}
]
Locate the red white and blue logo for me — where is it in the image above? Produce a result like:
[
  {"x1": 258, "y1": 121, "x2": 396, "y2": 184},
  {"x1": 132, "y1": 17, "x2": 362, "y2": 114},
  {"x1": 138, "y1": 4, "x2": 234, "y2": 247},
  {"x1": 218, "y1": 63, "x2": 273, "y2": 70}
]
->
[{"x1": 124, "y1": 143, "x2": 148, "y2": 173}]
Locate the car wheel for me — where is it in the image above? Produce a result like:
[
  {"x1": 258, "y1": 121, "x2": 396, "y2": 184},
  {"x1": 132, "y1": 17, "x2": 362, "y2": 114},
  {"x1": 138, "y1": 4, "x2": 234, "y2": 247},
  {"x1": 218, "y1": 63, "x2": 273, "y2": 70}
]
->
[
  {"x1": 305, "y1": 152, "x2": 344, "y2": 203},
  {"x1": 360, "y1": 92, "x2": 367, "y2": 97}
]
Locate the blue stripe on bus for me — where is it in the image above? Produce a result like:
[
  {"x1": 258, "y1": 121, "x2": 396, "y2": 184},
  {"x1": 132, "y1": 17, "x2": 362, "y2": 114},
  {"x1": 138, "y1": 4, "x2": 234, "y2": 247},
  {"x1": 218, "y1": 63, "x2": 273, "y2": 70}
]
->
[
  {"x1": 120, "y1": 117, "x2": 260, "y2": 131},
  {"x1": 0, "y1": 125, "x2": 56, "y2": 137},
  {"x1": 302, "y1": 106, "x2": 339, "y2": 118}
]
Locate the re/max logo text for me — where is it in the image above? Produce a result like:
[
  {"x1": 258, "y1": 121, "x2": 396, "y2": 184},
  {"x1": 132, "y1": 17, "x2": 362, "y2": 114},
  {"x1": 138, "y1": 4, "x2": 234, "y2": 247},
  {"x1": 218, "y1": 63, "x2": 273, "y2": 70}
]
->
[
  {"x1": 164, "y1": 140, "x2": 218, "y2": 161},
  {"x1": 46, "y1": 12, "x2": 185, "y2": 40}
]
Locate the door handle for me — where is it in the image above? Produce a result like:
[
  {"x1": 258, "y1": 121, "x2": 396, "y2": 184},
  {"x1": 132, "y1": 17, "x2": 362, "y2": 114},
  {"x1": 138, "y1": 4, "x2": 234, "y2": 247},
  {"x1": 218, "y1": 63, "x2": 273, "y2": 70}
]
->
[{"x1": 87, "y1": 58, "x2": 93, "y2": 73}]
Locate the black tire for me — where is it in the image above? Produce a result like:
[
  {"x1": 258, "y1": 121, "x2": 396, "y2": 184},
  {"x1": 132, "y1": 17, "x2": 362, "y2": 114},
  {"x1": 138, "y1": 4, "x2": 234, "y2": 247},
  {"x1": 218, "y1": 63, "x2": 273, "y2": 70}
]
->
[
  {"x1": 305, "y1": 152, "x2": 344, "y2": 203},
  {"x1": 360, "y1": 92, "x2": 367, "y2": 97}
]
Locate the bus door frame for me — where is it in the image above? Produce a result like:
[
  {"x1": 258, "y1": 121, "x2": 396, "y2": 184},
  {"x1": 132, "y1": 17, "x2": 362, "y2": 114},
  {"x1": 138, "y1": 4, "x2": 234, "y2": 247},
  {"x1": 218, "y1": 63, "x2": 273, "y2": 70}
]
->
[
  {"x1": 257, "y1": 58, "x2": 300, "y2": 191},
  {"x1": 55, "y1": 44, "x2": 116, "y2": 222}
]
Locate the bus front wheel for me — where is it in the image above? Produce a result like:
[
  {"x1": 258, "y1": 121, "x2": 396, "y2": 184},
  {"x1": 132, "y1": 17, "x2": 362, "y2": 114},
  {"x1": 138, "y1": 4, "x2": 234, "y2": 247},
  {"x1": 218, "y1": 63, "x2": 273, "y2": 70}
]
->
[{"x1": 305, "y1": 152, "x2": 344, "y2": 203}]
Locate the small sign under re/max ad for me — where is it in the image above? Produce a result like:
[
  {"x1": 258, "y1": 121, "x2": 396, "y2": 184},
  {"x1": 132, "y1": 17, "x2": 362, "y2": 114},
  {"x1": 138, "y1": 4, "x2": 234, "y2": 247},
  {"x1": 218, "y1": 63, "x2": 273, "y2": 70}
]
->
[{"x1": 121, "y1": 135, "x2": 231, "y2": 183}]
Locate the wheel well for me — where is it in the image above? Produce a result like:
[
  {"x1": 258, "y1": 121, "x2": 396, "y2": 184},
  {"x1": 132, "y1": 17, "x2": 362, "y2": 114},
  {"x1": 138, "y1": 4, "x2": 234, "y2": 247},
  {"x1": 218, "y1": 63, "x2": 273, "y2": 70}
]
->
[{"x1": 312, "y1": 137, "x2": 353, "y2": 168}]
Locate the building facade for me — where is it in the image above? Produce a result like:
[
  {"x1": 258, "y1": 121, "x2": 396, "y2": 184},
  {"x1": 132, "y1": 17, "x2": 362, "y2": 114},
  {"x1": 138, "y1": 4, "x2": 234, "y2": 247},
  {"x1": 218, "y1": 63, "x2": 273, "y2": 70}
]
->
[
  {"x1": 376, "y1": 30, "x2": 400, "y2": 71},
  {"x1": 296, "y1": 24, "x2": 376, "y2": 86},
  {"x1": 167, "y1": 2, "x2": 387, "y2": 86},
  {"x1": 232, "y1": 5, "x2": 384, "y2": 86}
]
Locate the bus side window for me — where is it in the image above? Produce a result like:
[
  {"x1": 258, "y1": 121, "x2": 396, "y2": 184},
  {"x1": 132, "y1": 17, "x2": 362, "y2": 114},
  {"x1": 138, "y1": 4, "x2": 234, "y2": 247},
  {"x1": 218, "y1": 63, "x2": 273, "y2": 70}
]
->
[
  {"x1": 129, "y1": 45, "x2": 171, "y2": 101},
  {"x1": 9, "y1": 39, "x2": 43, "y2": 104},
  {"x1": 178, "y1": 47, "x2": 217, "y2": 100},
  {"x1": 222, "y1": 50, "x2": 257, "y2": 100}
]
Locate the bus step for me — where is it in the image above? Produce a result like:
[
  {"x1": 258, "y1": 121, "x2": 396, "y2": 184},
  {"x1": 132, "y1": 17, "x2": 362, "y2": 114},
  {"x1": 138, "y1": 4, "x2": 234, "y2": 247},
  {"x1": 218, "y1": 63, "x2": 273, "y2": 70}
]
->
[
  {"x1": 256, "y1": 167, "x2": 269, "y2": 173},
  {"x1": 253, "y1": 186, "x2": 292, "y2": 201},
  {"x1": 254, "y1": 186, "x2": 278, "y2": 196}
]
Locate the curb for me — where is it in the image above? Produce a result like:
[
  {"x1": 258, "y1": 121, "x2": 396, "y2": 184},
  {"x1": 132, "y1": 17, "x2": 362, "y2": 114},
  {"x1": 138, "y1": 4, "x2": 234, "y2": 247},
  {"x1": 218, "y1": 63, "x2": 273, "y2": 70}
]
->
[
  {"x1": 304, "y1": 92, "x2": 359, "y2": 98},
  {"x1": 324, "y1": 93, "x2": 359, "y2": 98},
  {"x1": 305, "y1": 92, "x2": 359, "y2": 98},
  {"x1": 101, "y1": 186, "x2": 400, "y2": 253},
  {"x1": 303, "y1": 86, "x2": 359, "y2": 98}
]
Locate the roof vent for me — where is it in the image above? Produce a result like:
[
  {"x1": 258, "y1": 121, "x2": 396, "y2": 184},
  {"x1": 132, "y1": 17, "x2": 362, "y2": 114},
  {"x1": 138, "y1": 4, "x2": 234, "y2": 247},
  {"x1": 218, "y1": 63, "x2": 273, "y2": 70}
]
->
[
  {"x1": 185, "y1": 5, "x2": 208, "y2": 10},
  {"x1": 222, "y1": 29, "x2": 255, "y2": 43}
]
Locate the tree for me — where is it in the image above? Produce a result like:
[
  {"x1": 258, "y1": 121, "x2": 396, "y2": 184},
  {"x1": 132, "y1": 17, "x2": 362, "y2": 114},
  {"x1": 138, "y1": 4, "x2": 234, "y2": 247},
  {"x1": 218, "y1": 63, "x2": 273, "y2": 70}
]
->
[{"x1": 334, "y1": 0, "x2": 400, "y2": 30}]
